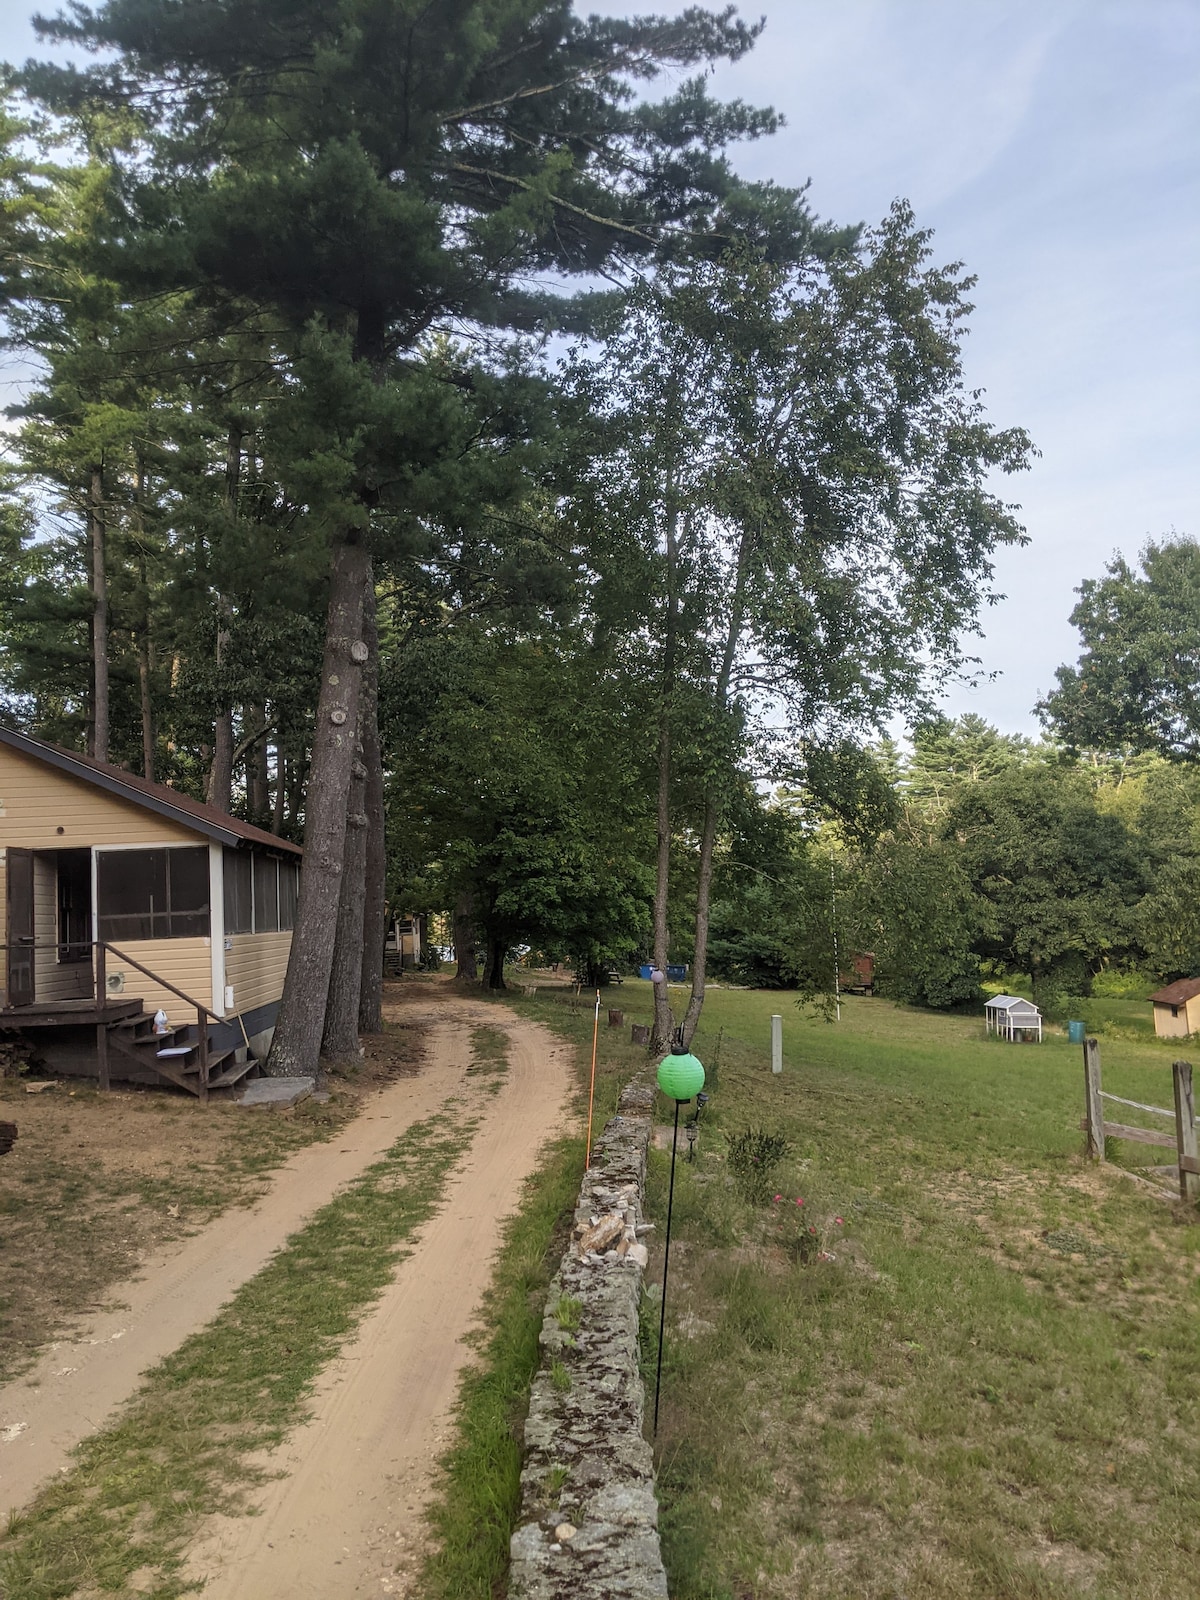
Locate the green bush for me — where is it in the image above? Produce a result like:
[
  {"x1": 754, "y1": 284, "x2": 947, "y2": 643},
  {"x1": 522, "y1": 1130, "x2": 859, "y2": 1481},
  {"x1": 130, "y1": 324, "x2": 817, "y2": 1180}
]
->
[{"x1": 725, "y1": 1127, "x2": 791, "y2": 1205}]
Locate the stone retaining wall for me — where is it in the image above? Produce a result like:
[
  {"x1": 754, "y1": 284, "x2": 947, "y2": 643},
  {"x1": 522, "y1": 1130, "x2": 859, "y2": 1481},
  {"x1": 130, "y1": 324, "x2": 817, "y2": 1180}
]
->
[{"x1": 509, "y1": 1079, "x2": 669, "y2": 1600}]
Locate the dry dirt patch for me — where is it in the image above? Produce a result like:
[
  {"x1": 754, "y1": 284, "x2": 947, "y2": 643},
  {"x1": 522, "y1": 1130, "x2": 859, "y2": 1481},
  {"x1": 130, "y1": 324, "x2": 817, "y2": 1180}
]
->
[{"x1": 0, "y1": 1004, "x2": 423, "y2": 1387}]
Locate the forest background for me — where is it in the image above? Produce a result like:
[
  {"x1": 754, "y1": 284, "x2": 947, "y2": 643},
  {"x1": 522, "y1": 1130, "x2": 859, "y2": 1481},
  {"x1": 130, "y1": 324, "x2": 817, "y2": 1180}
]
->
[{"x1": 0, "y1": 2, "x2": 1193, "y2": 1064}]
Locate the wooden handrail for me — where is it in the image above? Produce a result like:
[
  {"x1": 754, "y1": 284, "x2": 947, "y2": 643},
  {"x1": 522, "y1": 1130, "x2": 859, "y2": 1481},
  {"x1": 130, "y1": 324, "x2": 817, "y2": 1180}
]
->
[{"x1": 98, "y1": 942, "x2": 225, "y2": 1029}]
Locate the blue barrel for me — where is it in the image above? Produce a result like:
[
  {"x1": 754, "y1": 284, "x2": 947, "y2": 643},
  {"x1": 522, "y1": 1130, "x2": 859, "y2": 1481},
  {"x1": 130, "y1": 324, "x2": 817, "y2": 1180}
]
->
[
  {"x1": 639, "y1": 964, "x2": 654, "y2": 980},
  {"x1": 1068, "y1": 1020, "x2": 1085, "y2": 1044}
]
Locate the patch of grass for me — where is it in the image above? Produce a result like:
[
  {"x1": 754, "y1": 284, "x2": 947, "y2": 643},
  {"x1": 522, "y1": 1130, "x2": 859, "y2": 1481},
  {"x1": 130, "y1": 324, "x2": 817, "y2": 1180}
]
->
[
  {"x1": 554, "y1": 1292, "x2": 582, "y2": 1332},
  {"x1": 420, "y1": 1131, "x2": 584, "y2": 1600},
  {"x1": 630, "y1": 984, "x2": 1200, "y2": 1599},
  {"x1": 0, "y1": 1107, "x2": 476, "y2": 1600},
  {"x1": 465, "y1": 1023, "x2": 510, "y2": 1086}
]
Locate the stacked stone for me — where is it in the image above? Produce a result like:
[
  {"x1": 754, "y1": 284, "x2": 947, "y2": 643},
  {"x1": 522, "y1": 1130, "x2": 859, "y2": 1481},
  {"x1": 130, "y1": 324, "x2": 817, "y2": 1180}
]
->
[{"x1": 509, "y1": 1079, "x2": 669, "y2": 1600}]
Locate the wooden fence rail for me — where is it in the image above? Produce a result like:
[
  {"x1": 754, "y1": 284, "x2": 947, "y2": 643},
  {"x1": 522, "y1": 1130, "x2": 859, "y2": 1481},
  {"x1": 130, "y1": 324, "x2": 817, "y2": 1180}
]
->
[{"x1": 1081, "y1": 1036, "x2": 1200, "y2": 1203}]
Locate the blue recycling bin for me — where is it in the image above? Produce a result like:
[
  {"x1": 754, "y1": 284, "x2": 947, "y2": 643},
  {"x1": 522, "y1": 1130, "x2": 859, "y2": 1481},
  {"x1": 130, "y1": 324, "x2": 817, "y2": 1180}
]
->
[{"x1": 1068, "y1": 1020, "x2": 1085, "y2": 1045}]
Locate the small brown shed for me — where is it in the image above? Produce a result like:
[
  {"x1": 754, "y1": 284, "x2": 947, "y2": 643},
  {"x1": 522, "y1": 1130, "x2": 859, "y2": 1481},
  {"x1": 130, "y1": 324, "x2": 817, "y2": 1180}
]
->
[{"x1": 1148, "y1": 977, "x2": 1200, "y2": 1039}]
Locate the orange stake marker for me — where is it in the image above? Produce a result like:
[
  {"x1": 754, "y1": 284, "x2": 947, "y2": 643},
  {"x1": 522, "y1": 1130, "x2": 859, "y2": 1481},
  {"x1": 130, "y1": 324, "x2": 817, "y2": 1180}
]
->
[{"x1": 585, "y1": 988, "x2": 601, "y2": 1168}]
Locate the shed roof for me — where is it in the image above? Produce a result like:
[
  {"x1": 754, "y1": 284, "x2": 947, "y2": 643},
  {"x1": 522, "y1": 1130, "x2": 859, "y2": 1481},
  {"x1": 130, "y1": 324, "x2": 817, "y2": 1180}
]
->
[
  {"x1": 0, "y1": 725, "x2": 302, "y2": 855},
  {"x1": 985, "y1": 994, "x2": 1040, "y2": 1013},
  {"x1": 1148, "y1": 977, "x2": 1200, "y2": 1006}
]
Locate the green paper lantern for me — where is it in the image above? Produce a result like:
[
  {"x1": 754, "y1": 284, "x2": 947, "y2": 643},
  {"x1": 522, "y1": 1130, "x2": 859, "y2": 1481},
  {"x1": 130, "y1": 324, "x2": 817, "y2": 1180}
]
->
[{"x1": 657, "y1": 1049, "x2": 705, "y2": 1102}]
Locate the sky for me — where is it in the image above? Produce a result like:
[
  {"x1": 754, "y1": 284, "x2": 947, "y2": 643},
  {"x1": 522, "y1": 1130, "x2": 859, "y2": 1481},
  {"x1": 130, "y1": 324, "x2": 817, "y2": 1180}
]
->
[
  {"x1": 1, "y1": 2, "x2": 1197, "y2": 736},
  {"x1": 601, "y1": 0, "x2": 1200, "y2": 733}
]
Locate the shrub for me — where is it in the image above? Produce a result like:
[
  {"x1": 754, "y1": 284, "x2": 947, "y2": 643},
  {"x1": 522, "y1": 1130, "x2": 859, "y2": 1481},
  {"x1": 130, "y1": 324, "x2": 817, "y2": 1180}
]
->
[{"x1": 726, "y1": 1127, "x2": 791, "y2": 1205}]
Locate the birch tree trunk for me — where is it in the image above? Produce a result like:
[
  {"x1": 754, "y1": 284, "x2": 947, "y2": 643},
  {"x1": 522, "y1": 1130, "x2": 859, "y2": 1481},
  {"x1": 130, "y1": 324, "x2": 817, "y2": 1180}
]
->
[
  {"x1": 358, "y1": 579, "x2": 387, "y2": 1033},
  {"x1": 266, "y1": 536, "x2": 371, "y2": 1076},
  {"x1": 650, "y1": 475, "x2": 680, "y2": 1054},
  {"x1": 680, "y1": 532, "x2": 752, "y2": 1046}
]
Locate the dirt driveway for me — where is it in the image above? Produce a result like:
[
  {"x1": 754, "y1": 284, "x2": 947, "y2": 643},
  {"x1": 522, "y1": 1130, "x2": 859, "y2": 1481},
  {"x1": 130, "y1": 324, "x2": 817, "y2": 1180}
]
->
[{"x1": 0, "y1": 985, "x2": 574, "y2": 1595}]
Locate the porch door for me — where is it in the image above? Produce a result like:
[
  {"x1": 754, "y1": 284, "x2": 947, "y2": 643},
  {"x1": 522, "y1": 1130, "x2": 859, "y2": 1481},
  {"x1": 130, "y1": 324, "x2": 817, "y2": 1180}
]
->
[{"x1": 6, "y1": 847, "x2": 35, "y2": 1007}]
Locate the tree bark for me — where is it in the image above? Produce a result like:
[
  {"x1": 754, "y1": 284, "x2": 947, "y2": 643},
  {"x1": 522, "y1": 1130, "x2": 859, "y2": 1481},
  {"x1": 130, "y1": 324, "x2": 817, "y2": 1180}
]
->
[
  {"x1": 650, "y1": 473, "x2": 680, "y2": 1054},
  {"x1": 453, "y1": 891, "x2": 478, "y2": 985},
  {"x1": 207, "y1": 710, "x2": 234, "y2": 811},
  {"x1": 266, "y1": 536, "x2": 371, "y2": 1076},
  {"x1": 358, "y1": 579, "x2": 387, "y2": 1033},
  {"x1": 321, "y1": 750, "x2": 368, "y2": 1066},
  {"x1": 208, "y1": 423, "x2": 242, "y2": 812},
  {"x1": 88, "y1": 464, "x2": 109, "y2": 764},
  {"x1": 132, "y1": 456, "x2": 155, "y2": 781},
  {"x1": 246, "y1": 703, "x2": 270, "y2": 821},
  {"x1": 680, "y1": 530, "x2": 752, "y2": 1047},
  {"x1": 272, "y1": 747, "x2": 287, "y2": 833},
  {"x1": 482, "y1": 934, "x2": 507, "y2": 990}
]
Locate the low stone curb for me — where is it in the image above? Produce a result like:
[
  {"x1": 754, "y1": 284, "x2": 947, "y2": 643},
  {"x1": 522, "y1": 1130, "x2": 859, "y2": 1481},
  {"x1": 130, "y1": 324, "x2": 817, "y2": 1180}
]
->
[{"x1": 509, "y1": 1079, "x2": 669, "y2": 1600}]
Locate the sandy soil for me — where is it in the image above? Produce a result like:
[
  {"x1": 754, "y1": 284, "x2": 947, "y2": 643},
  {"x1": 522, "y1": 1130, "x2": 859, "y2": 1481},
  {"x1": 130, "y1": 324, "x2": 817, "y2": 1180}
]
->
[
  {"x1": 182, "y1": 994, "x2": 573, "y2": 1598},
  {"x1": 0, "y1": 986, "x2": 572, "y2": 1567}
]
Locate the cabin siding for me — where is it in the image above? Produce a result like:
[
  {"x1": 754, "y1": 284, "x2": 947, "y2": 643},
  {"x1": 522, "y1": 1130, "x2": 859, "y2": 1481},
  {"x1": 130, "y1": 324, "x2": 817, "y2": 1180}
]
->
[
  {"x1": 103, "y1": 937, "x2": 215, "y2": 1027},
  {"x1": 224, "y1": 931, "x2": 292, "y2": 1016},
  {"x1": 1153, "y1": 1004, "x2": 1190, "y2": 1039},
  {"x1": 0, "y1": 744, "x2": 200, "y2": 849}
]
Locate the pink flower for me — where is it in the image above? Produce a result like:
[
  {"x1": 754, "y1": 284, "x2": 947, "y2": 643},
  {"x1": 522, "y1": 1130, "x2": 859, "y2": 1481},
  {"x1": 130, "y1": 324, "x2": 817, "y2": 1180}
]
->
[
  {"x1": 773, "y1": 1193, "x2": 782, "y2": 1203},
  {"x1": 808, "y1": 1225, "x2": 817, "y2": 1234},
  {"x1": 835, "y1": 1217, "x2": 844, "y2": 1226},
  {"x1": 795, "y1": 1198, "x2": 804, "y2": 1206}
]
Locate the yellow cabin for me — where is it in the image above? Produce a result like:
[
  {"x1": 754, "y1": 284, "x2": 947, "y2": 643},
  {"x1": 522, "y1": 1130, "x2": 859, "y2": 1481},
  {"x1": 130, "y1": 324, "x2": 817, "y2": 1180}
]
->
[
  {"x1": 0, "y1": 727, "x2": 301, "y2": 1097},
  {"x1": 1148, "y1": 978, "x2": 1200, "y2": 1040}
]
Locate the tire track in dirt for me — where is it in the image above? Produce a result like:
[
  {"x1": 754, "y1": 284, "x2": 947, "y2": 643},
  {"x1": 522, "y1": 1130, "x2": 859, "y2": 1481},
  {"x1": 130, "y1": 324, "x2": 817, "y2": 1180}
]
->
[
  {"x1": 180, "y1": 997, "x2": 573, "y2": 1599},
  {"x1": 0, "y1": 989, "x2": 565, "y2": 1529}
]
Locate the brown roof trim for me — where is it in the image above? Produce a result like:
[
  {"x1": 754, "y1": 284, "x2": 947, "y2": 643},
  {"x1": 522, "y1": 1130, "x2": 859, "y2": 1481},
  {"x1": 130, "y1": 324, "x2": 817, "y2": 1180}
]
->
[
  {"x1": 1148, "y1": 977, "x2": 1200, "y2": 1006},
  {"x1": 0, "y1": 726, "x2": 302, "y2": 855}
]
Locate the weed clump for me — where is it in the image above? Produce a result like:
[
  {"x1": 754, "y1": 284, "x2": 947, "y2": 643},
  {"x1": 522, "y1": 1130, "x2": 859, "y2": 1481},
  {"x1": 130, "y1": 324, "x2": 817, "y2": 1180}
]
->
[{"x1": 726, "y1": 1127, "x2": 791, "y2": 1205}]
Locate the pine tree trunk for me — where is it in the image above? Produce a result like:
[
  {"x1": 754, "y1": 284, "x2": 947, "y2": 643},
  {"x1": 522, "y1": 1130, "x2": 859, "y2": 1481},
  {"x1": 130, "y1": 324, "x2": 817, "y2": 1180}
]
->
[
  {"x1": 321, "y1": 751, "x2": 367, "y2": 1066},
  {"x1": 358, "y1": 580, "x2": 387, "y2": 1033},
  {"x1": 453, "y1": 891, "x2": 478, "y2": 984},
  {"x1": 208, "y1": 424, "x2": 241, "y2": 811},
  {"x1": 133, "y1": 458, "x2": 155, "y2": 781},
  {"x1": 207, "y1": 711, "x2": 234, "y2": 811},
  {"x1": 247, "y1": 704, "x2": 270, "y2": 820},
  {"x1": 266, "y1": 536, "x2": 371, "y2": 1077},
  {"x1": 139, "y1": 642, "x2": 155, "y2": 781},
  {"x1": 272, "y1": 747, "x2": 287, "y2": 833},
  {"x1": 88, "y1": 465, "x2": 110, "y2": 764}
]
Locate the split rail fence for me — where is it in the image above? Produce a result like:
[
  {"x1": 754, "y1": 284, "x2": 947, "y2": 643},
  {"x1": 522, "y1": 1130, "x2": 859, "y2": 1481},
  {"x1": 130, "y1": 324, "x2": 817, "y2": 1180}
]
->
[{"x1": 1080, "y1": 1036, "x2": 1200, "y2": 1202}]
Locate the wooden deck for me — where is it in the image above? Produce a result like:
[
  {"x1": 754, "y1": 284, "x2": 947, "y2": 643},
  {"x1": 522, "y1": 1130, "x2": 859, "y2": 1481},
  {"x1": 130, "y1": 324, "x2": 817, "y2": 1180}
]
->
[{"x1": 0, "y1": 997, "x2": 144, "y2": 1028}]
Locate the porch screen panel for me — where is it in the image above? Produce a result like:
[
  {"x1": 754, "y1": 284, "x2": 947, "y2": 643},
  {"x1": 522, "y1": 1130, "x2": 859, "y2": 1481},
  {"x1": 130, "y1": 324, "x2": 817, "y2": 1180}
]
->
[
  {"x1": 252, "y1": 854, "x2": 279, "y2": 932},
  {"x1": 278, "y1": 860, "x2": 299, "y2": 930},
  {"x1": 167, "y1": 849, "x2": 211, "y2": 937},
  {"x1": 223, "y1": 850, "x2": 253, "y2": 934},
  {"x1": 98, "y1": 848, "x2": 210, "y2": 941}
]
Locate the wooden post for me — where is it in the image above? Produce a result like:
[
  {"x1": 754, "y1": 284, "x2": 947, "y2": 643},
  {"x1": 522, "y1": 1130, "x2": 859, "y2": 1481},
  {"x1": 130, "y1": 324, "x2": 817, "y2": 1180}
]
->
[
  {"x1": 95, "y1": 942, "x2": 110, "y2": 1092},
  {"x1": 608, "y1": 1008, "x2": 624, "y2": 1028},
  {"x1": 1172, "y1": 1060, "x2": 1199, "y2": 1203},
  {"x1": 197, "y1": 1006, "x2": 209, "y2": 1105},
  {"x1": 1083, "y1": 1036, "x2": 1104, "y2": 1160},
  {"x1": 771, "y1": 1013, "x2": 783, "y2": 1076}
]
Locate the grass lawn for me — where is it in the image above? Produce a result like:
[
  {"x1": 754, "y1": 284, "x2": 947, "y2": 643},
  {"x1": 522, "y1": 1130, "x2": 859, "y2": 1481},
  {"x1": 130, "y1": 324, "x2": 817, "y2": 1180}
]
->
[{"x1": 506, "y1": 977, "x2": 1200, "y2": 1600}]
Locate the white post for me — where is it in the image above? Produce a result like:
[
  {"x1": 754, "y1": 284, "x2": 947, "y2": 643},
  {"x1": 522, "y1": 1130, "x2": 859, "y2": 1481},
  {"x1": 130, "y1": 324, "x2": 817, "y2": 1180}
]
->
[{"x1": 771, "y1": 1013, "x2": 782, "y2": 1075}]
